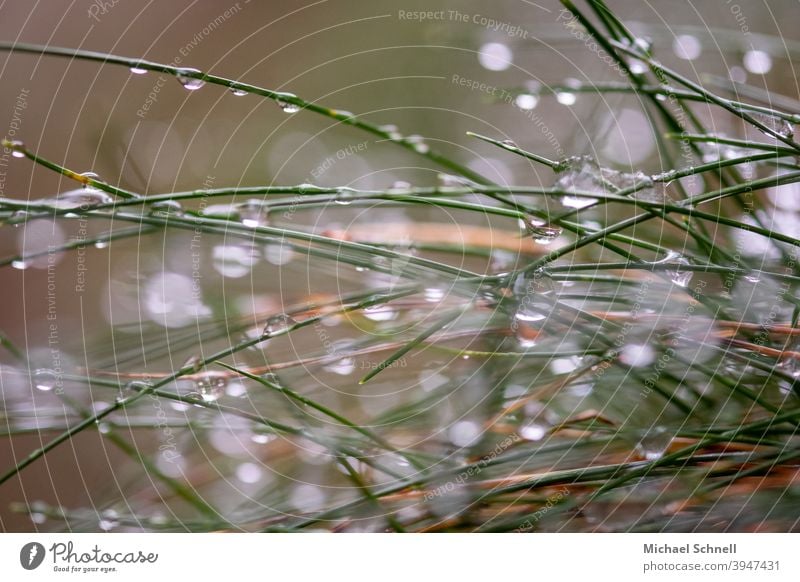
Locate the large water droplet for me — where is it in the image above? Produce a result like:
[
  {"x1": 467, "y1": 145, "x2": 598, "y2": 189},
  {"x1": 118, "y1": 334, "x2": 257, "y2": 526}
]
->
[
  {"x1": 513, "y1": 270, "x2": 555, "y2": 324},
  {"x1": 175, "y1": 68, "x2": 205, "y2": 90},
  {"x1": 59, "y1": 188, "x2": 114, "y2": 209},
  {"x1": 263, "y1": 313, "x2": 296, "y2": 336},
  {"x1": 554, "y1": 156, "x2": 605, "y2": 209},
  {"x1": 196, "y1": 372, "x2": 227, "y2": 402},
  {"x1": 746, "y1": 111, "x2": 794, "y2": 139},
  {"x1": 237, "y1": 199, "x2": 268, "y2": 228},
  {"x1": 666, "y1": 256, "x2": 693, "y2": 287},
  {"x1": 276, "y1": 93, "x2": 301, "y2": 113},
  {"x1": 635, "y1": 426, "x2": 672, "y2": 461},
  {"x1": 520, "y1": 216, "x2": 562, "y2": 245},
  {"x1": 34, "y1": 369, "x2": 58, "y2": 391},
  {"x1": 334, "y1": 188, "x2": 355, "y2": 205},
  {"x1": 230, "y1": 87, "x2": 248, "y2": 96}
]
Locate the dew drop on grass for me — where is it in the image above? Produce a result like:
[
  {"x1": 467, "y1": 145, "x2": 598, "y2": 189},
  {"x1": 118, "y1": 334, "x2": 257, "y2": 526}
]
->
[
  {"x1": 236, "y1": 199, "x2": 268, "y2": 228},
  {"x1": 334, "y1": 188, "x2": 355, "y2": 205},
  {"x1": 182, "y1": 355, "x2": 203, "y2": 372},
  {"x1": 33, "y1": 369, "x2": 58, "y2": 391},
  {"x1": 554, "y1": 156, "x2": 603, "y2": 209},
  {"x1": 230, "y1": 87, "x2": 248, "y2": 96},
  {"x1": 98, "y1": 511, "x2": 119, "y2": 532},
  {"x1": 404, "y1": 135, "x2": 429, "y2": 153},
  {"x1": 196, "y1": 372, "x2": 227, "y2": 402},
  {"x1": 635, "y1": 426, "x2": 672, "y2": 461},
  {"x1": 746, "y1": 111, "x2": 794, "y2": 139},
  {"x1": 389, "y1": 180, "x2": 412, "y2": 192},
  {"x1": 59, "y1": 188, "x2": 114, "y2": 209},
  {"x1": 520, "y1": 216, "x2": 562, "y2": 245},
  {"x1": 11, "y1": 259, "x2": 29, "y2": 270},
  {"x1": 555, "y1": 91, "x2": 577, "y2": 106},
  {"x1": 8, "y1": 140, "x2": 25, "y2": 157},
  {"x1": 512, "y1": 270, "x2": 555, "y2": 324},
  {"x1": 129, "y1": 66, "x2": 148, "y2": 75},
  {"x1": 263, "y1": 313, "x2": 296, "y2": 336},
  {"x1": 666, "y1": 256, "x2": 693, "y2": 287},
  {"x1": 276, "y1": 93, "x2": 301, "y2": 113},
  {"x1": 148, "y1": 200, "x2": 183, "y2": 217},
  {"x1": 175, "y1": 68, "x2": 205, "y2": 90},
  {"x1": 779, "y1": 342, "x2": 800, "y2": 378},
  {"x1": 501, "y1": 139, "x2": 517, "y2": 148}
]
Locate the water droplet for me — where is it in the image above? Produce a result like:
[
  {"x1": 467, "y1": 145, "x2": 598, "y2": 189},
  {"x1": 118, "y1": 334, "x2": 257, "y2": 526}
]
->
[
  {"x1": 196, "y1": 372, "x2": 227, "y2": 402},
  {"x1": 212, "y1": 243, "x2": 260, "y2": 278},
  {"x1": 363, "y1": 304, "x2": 397, "y2": 322},
  {"x1": 520, "y1": 216, "x2": 562, "y2": 245},
  {"x1": 230, "y1": 87, "x2": 248, "y2": 96},
  {"x1": 380, "y1": 124, "x2": 402, "y2": 140},
  {"x1": 619, "y1": 343, "x2": 656, "y2": 367},
  {"x1": 633, "y1": 37, "x2": 653, "y2": 55},
  {"x1": 94, "y1": 239, "x2": 109, "y2": 249},
  {"x1": 635, "y1": 426, "x2": 672, "y2": 461},
  {"x1": 237, "y1": 199, "x2": 268, "y2": 228},
  {"x1": 743, "y1": 49, "x2": 772, "y2": 75},
  {"x1": 386, "y1": 181, "x2": 411, "y2": 195},
  {"x1": 276, "y1": 93, "x2": 301, "y2": 113},
  {"x1": 8, "y1": 140, "x2": 25, "y2": 157},
  {"x1": 746, "y1": 111, "x2": 794, "y2": 139},
  {"x1": 130, "y1": 66, "x2": 148, "y2": 75},
  {"x1": 478, "y1": 42, "x2": 512, "y2": 71},
  {"x1": 520, "y1": 423, "x2": 547, "y2": 441},
  {"x1": 554, "y1": 156, "x2": 604, "y2": 209},
  {"x1": 235, "y1": 462, "x2": 263, "y2": 484},
  {"x1": 513, "y1": 270, "x2": 555, "y2": 324},
  {"x1": 501, "y1": 139, "x2": 517, "y2": 148},
  {"x1": 333, "y1": 188, "x2": 355, "y2": 205},
  {"x1": 666, "y1": 256, "x2": 693, "y2": 287},
  {"x1": 148, "y1": 200, "x2": 183, "y2": 217},
  {"x1": 672, "y1": 34, "x2": 701, "y2": 61},
  {"x1": 97, "y1": 422, "x2": 112, "y2": 435},
  {"x1": 59, "y1": 188, "x2": 113, "y2": 209},
  {"x1": 11, "y1": 259, "x2": 29, "y2": 270},
  {"x1": 263, "y1": 313, "x2": 296, "y2": 336},
  {"x1": 779, "y1": 341, "x2": 800, "y2": 378},
  {"x1": 448, "y1": 420, "x2": 481, "y2": 447},
  {"x1": 98, "y1": 510, "x2": 119, "y2": 531},
  {"x1": 514, "y1": 93, "x2": 538, "y2": 110},
  {"x1": 555, "y1": 91, "x2": 576, "y2": 106},
  {"x1": 324, "y1": 357, "x2": 355, "y2": 376},
  {"x1": 175, "y1": 68, "x2": 205, "y2": 90},
  {"x1": 33, "y1": 369, "x2": 58, "y2": 391},
  {"x1": 404, "y1": 135, "x2": 429, "y2": 154}
]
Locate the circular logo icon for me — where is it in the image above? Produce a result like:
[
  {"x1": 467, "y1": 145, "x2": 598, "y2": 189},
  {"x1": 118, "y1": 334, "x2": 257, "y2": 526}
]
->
[{"x1": 20, "y1": 542, "x2": 46, "y2": 570}]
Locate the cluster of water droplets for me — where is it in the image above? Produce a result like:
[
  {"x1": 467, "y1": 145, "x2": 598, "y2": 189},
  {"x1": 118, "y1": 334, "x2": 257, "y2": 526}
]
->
[{"x1": 553, "y1": 156, "x2": 659, "y2": 209}]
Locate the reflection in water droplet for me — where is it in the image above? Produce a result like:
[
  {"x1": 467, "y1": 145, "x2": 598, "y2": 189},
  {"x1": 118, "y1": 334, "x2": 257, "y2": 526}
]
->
[{"x1": 175, "y1": 68, "x2": 205, "y2": 90}]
